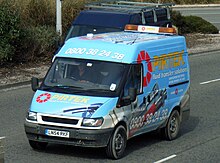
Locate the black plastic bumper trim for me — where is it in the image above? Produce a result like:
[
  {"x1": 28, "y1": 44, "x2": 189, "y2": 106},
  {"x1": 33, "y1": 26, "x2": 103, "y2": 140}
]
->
[{"x1": 169, "y1": 80, "x2": 189, "y2": 88}]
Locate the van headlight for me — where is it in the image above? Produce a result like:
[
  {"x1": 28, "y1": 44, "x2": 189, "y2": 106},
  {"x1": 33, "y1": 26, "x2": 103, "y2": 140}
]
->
[
  {"x1": 27, "y1": 111, "x2": 37, "y2": 121},
  {"x1": 82, "y1": 118, "x2": 103, "y2": 127}
]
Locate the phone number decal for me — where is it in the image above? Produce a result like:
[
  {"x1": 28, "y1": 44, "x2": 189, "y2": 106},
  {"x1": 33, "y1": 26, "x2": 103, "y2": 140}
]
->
[
  {"x1": 129, "y1": 109, "x2": 169, "y2": 130},
  {"x1": 64, "y1": 48, "x2": 125, "y2": 60}
]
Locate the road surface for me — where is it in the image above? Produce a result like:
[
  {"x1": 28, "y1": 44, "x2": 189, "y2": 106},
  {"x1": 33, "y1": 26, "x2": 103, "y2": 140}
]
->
[{"x1": 0, "y1": 51, "x2": 220, "y2": 162}]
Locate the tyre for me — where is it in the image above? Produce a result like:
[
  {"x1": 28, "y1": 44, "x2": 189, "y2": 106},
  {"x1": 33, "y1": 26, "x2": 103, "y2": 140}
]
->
[
  {"x1": 163, "y1": 110, "x2": 180, "y2": 140},
  {"x1": 106, "y1": 125, "x2": 127, "y2": 159},
  {"x1": 29, "y1": 140, "x2": 48, "y2": 150}
]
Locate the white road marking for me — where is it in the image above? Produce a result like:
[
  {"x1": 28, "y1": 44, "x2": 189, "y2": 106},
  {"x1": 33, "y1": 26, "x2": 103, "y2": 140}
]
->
[
  {"x1": 154, "y1": 154, "x2": 177, "y2": 163},
  {"x1": 200, "y1": 78, "x2": 220, "y2": 85},
  {"x1": 0, "y1": 84, "x2": 30, "y2": 92},
  {"x1": 0, "y1": 136, "x2": 6, "y2": 145}
]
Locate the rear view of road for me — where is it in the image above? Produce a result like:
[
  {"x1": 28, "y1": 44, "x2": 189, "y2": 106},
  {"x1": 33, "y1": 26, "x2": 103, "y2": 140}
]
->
[{"x1": 175, "y1": 6, "x2": 220, "y2": 31}]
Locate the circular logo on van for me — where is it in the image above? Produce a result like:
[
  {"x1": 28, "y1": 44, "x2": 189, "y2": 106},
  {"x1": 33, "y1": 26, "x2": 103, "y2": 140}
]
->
[
  {"x1": 137, "y1": 50, "x2": 152, "y2": 87},
  {"x1": 36, "y1": 93, "x2": 51, "y2": 103}
]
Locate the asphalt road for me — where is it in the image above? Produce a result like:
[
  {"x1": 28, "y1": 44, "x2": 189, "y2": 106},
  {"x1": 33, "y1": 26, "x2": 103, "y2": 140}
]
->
[
  {"x1": 175, "y1": 7, "x2": 220, "y2": 31},
  {"x1": 0, "y1": 51, "x2": 220, "y2": 163}
]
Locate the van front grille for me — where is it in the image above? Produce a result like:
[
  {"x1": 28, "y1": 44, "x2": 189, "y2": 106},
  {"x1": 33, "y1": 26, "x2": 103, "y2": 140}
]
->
[{"x1": 41, "y1": 116, "x2": 78, "y2": 125}]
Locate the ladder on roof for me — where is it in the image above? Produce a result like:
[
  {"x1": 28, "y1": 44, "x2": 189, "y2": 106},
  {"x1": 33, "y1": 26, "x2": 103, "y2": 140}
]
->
[{"x1": 85, "y1": 1, "x2": 174, "y2": 25}]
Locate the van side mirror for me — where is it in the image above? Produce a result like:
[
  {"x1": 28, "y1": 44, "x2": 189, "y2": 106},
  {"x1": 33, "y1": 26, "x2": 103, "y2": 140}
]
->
[
  {"x1": 120, "y1": 88, "x2": 137, "y2": 106},
  {"x1": 31, "y1": 77, "x2": 39, "y2": 92}
]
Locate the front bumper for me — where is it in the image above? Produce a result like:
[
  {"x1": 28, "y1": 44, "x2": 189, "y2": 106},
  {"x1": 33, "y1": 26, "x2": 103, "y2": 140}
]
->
[{"x1": 24, "y1": 121, "x2": 113, "y2": 147}]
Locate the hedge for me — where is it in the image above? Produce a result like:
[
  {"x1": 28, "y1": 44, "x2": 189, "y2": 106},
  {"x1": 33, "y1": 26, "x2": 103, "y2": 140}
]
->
[
  {"x1": 0, "y1": 0, "x2": 219, "y2": 65},
  {"x1": 171, "y1": 11, "x2": 219, "y2": 34},
  {"x1": 0, "y1": 1, "x2": 20, "y2": 64}
]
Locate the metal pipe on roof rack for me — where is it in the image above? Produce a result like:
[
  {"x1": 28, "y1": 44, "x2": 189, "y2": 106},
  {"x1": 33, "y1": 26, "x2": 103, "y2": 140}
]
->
[
  {"x1": 85, "y1": 0, "x2": 175, "y2": 17},
  {"x1": 166, "y1": 8, "x2": 171, "y2": 20},
  {"x1": 97, "y1": 3, "x2": 159, "y2": 9},
  {"x1": 85, "y1": 5, "x2": 142, "y2": 12},
  {"x1": 86, "y1": 2, "x2": 174, "y2": 11},
  {"x1": 118, "y1": 1, "x2": 174, "y2": 6},
  {"x1": 152, "y1": 9, "x2": 158, "y2": 23},
  {"x1": 119, "y1": 2, "x2": 159, "y2": 6},
  {"x1": 99, "y1": 3, "x2": 143, "y2": 8},
  {"x1": 87, "y1": 0, "x2": 174, "y2": 6},
  {"x1": 156, "y1": 3, "x2": 175, "y2": 7},
  {"x1": 118, "y1": 1, "x2": 175, "y2": 7},
  {"x1": 85, "y1": 5, "x2": 169, "y2": 12},
  {"x1": 141, "y1": 12, "x2": 146, "y2": 25}
]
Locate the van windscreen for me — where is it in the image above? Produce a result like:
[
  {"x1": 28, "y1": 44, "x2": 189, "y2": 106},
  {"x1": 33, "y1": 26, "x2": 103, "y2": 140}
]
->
[
  {"x1": 41, "y1": 58, "x2": 128, "y2": 97},
  {"x1": 65, "y1": 25, "x2": 121, "y2": 41}
]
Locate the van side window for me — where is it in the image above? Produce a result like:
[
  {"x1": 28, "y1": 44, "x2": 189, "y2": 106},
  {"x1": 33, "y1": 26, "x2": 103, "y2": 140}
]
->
[{"x1": 124, "y1": 64, "x2": 143, "y2": 96}]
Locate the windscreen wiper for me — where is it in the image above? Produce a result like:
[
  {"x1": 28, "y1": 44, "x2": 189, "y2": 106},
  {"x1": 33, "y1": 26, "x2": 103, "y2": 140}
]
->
[
  {"x1": 86, "y1": 88, "x2": 112, "y2": 93},
  {"x1": 41, "y1": 85, "x2": 85, "y2": 92}
]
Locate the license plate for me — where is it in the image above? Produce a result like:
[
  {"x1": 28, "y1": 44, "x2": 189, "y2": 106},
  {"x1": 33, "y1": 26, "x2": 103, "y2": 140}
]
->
[{"x1": 45, "y1": 129, "x2": 70, "y2": 138}]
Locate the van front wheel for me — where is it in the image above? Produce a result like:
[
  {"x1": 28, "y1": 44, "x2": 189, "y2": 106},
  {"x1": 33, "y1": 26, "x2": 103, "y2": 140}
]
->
[
  {"x1": 163, "y1": 110, "x2": 180, "y2": 140},
  {"x1": 106, "y1": 125, "x2": 127, "y2": 159}
]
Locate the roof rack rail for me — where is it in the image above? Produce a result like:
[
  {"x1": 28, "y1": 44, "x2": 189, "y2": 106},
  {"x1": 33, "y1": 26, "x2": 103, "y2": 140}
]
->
[
  {"x1": 85, "y1": 0, "x2": 175, "y2": 12},
  {"x1": 85, "y1": 1, "x2": 174, "y2": 25},
  {"x1": 117, "y1": 1, "x2": 174, "y2": 7}
]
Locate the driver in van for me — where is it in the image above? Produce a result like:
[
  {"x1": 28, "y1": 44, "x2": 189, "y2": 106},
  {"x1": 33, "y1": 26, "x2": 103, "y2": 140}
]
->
[{"x1": 73, "y1": 63, "x2": 90, "y2": 82}]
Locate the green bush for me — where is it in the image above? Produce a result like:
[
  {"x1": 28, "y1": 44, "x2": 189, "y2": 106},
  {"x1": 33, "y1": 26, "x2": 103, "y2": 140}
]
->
[
  {"x1": 171, "y1": 11, "x2": 219, "y2": 34},
  {"x1": 171, "y1": 11, "x2": 186, "y2": 34},
  {"x1": 0, "y1": 0, "x2": 21, "y2": 64},
  {"x1": 0, "y1": 0, "x2": 87, "y2": 64},
  {"x1": 26, "y1": 0, "x2": 55, "y2": 27},
  {"x1": 0, "y1": 40, "x2": 13, "y2": 63},
  {"x1": 17, "y1": 26, "x2": 59, "y2": 62},
  {"x1": 183, "y1": 16, "x2": 219, "y2": 34},
  {"x1": 1, "y1": 0, "x2": 219, "y2": 65},
  {"x1": 62, "y1": 0, "x2": 85, "y2": 36}
]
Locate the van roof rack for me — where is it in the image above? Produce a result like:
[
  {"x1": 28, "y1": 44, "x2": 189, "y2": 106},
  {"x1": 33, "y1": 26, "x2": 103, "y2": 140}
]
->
[
  {"x1": 85, "y1": 1, "x2": 175, "y2": 25},
  {"x1": 85, "y1": 0, "x2": 175, "y2": 13}
]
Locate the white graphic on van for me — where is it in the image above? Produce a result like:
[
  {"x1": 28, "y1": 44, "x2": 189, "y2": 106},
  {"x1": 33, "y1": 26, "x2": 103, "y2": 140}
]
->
[
  {"x1": 62, "y1": 103, "x2": 103, "y2": 117},
  {"x1": 129, "y1": 83, "x2": 167, "y2": 135}
]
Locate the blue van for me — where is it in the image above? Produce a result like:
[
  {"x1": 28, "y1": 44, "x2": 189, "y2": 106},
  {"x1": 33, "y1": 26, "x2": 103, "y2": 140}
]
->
[
  {"x1": 25, "y1": 25, "x2": 190, "y2": 159},
  {"x1": 65, "y1": 1, "x2": 173, "y2": 40}
]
